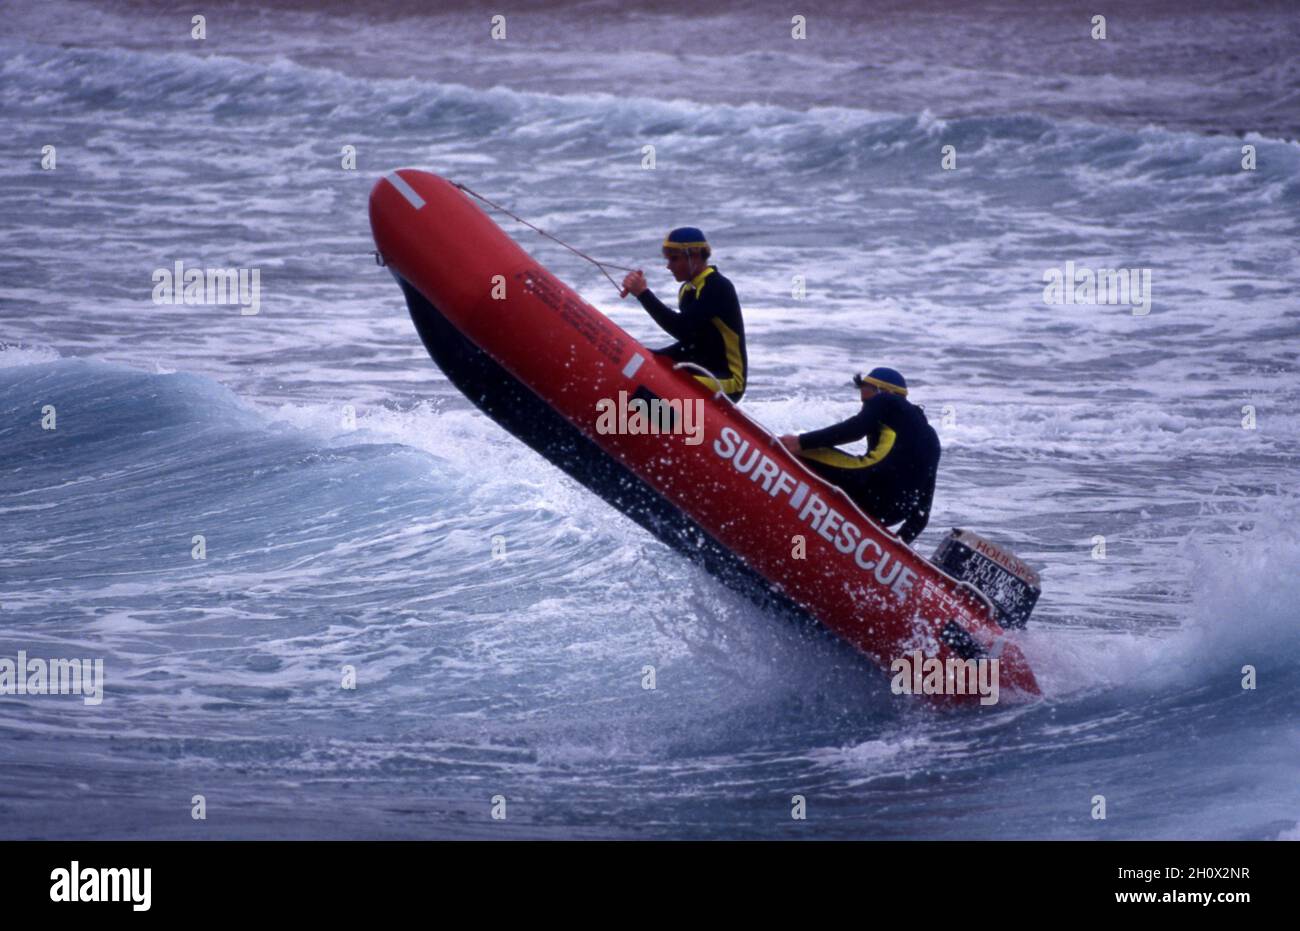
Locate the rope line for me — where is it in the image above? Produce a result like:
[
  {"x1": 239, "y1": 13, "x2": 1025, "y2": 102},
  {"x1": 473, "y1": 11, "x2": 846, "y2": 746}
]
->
[{"x1": 453, "y1": 181, "x2": 635, "y2": 293}]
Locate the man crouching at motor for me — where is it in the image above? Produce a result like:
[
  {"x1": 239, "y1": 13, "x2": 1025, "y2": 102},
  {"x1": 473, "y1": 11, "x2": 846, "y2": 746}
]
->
[{"x1": 779, "y1": 366, "x2": 940, "y2": 545}]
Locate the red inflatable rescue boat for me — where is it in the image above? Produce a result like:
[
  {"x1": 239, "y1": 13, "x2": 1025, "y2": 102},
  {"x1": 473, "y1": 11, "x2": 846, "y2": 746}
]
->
[{"x1": 369, "y1": 169, "x2": 1040, "y2": 706}]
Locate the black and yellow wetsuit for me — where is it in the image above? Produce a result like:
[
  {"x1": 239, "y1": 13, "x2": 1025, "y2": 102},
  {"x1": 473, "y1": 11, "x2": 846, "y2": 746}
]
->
[
  {"x1": 798, "y1": 393, "x2": 941, "y2": 544},
  {"x1": 636, "y1": 265, "x2": 747, "y2": 402}
]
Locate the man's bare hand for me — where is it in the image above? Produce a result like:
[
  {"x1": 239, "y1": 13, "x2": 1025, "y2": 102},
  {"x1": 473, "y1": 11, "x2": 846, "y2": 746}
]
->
[
  {"x1": 620, "y1": 269, "x2": 647, "y2": 298},
  {"x1": 778, "y1": 434, "x2": 801, "y2": 453}
]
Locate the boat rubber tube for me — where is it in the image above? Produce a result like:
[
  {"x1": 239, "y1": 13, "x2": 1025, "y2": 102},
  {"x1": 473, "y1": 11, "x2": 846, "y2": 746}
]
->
[{"x1": 369, "y1": 168, "x2": 1040, "y2": 706}]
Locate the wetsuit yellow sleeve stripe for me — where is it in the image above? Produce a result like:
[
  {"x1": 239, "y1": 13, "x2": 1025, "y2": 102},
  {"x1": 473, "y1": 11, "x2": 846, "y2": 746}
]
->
[
  {"x1": 799, "y1": 425, "x2": 897, "y2": 470},
  {"x1": 710, "y1": 317, "x2": 746, "y2": 394},
  {"x1": 693, "y1": 372, "x2": 745, "y2": 394},
  {"x1": 797, "y1": 446, "x2": 870, "y2": 468},
  {"x1": 862, "y1": 424, "x2": 896, "y2": 465}
]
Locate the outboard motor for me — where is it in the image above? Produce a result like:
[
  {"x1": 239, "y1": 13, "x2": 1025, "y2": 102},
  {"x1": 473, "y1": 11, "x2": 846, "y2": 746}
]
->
[{"x1": 931, "y1": 529, "x2": 1040, "y2": 629}]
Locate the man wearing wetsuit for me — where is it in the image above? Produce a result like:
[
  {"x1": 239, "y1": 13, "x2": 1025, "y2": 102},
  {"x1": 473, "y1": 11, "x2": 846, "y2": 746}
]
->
[
  {"x1": 779, "y1": 367, "x2": 940, "y2": 545},
  {"x1": 620, "y1": 227, "x2": 748, "y2": 402}
]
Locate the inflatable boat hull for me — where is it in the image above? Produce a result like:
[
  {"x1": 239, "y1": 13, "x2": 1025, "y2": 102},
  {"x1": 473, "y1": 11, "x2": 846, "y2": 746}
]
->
[{"x1": 369, "y1": 169, "x2": 1040, "y2": 706}]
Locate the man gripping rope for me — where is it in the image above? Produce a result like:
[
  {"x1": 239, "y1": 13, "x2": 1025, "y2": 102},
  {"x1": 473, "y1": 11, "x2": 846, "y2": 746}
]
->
[
  {"x1": 779, "y1": 367, "x2": 941, "y2": 545},
  {"x1": 620, "y1": 227, "x2": 748, "y2": 403}
]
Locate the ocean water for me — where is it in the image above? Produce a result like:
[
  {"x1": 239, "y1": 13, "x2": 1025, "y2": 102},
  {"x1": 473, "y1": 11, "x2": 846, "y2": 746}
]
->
[{"x1": 1, "y1": 0, "x2": 1297, "y2": 839}]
